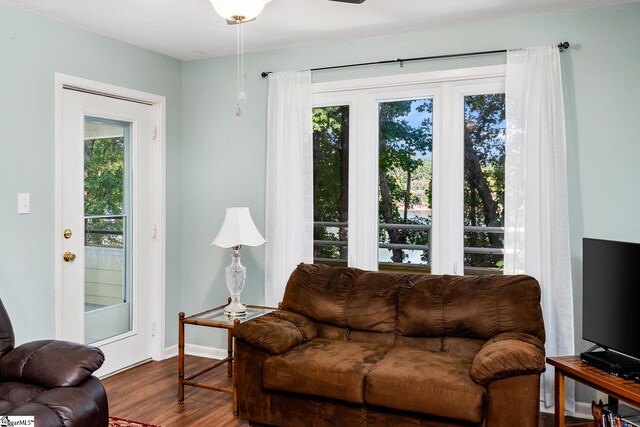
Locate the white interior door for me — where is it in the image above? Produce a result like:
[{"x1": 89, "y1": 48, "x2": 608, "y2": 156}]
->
[{"x1": 58, "y1": 88, "x2": 156, "y2": 376}]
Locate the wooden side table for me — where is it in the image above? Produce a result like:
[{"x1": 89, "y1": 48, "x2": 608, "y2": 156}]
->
[
  {"x1": 547, "y1": 355, "x2": 640, "y2": 427},
  {"x1": 178, "y1": 303, "x2": 274, "y2": 414}
]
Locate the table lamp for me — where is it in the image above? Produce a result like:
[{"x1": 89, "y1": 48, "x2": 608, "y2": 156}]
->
[{"x1": 211, "y1": 207, "x2": 265, "y2": 316}]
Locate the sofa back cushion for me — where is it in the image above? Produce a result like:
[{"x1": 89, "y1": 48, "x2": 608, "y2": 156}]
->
[
  {"x1": 281, "y1": 264, "x2": 405, "y2": 333},
  {"x1": 346, "y1": 272, "x2": 406, "y2": 332},
  {"x1": 281, "y1": 264, "x2": 545, "y2": 343},
  {"x1": 280, "y1": 264, "x2": 361, "y2": 328},
  {"x1": 397, "y1": 274, "x2": 545, "y2": 342}
]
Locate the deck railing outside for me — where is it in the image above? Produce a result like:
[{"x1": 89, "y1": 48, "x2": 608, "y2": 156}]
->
[
  {"x1": 84, "y1": 215, "x2": 127, "y2": 308},
  {"x1": 314, "y1": 221, "x2": 504, "y2": 268},
  {"x1": 84, "y1": 218, "x2": 504, "y2": 270},
  {"x1": 85, "y1": 215, "x2": 125, "y2": 247}
]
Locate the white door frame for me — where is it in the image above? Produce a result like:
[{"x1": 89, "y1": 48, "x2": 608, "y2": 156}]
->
[{"x1": 53, "y1": 73, "x2": 166, "y2": 362}]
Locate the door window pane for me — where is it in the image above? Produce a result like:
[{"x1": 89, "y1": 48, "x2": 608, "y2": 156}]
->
[
  {"x1": 378, "y1": 99, "x2": 433, "y2": 270},
  {"x1": 463, "y1": 94, "x2": 505, "y2": 273},
  {"x1": 312, "y1": 106, "x2": 349, "y2": 265},
  {"x1": 84, "y1": 117, "x2": 132, "y2": 344}
]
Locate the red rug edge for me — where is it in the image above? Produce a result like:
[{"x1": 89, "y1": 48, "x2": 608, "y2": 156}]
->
[{"x1": 109, "y1": 416, "x2": 162, "y2": 427}]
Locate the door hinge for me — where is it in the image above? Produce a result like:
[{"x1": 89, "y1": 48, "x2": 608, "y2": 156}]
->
[
  {"x1": 152, "y1": 125, "x2": 157, "y2": 141},
  {"x1": 151, "y1": 321, "x2": 156, "y2": 337},
  {"x1": 152, "y1": 224, "x2": 157, "y2": 239}
]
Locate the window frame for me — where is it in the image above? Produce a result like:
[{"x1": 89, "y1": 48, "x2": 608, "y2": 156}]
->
[{"x1": 312, "y1": 65, "x2": 506, "y2": 274}]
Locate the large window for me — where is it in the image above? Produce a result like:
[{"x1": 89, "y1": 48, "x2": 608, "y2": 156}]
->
[
  {"x1": 462, "y1": 94, "x2": 505, "y2": 273},
  {"x1": 378, "y1": 98, "x2": 433, "y2": 269},
  {"x1": 312, "y1": 105, "x2": 349, "y2": 265},
  {"x1": 312, "y1": 66, "x2": 505, "y2": 275}
]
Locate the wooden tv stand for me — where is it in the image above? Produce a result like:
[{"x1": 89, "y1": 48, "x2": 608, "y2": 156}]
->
[{"x1": 547, "y1": 355, "x2": 640, "y2": 427}]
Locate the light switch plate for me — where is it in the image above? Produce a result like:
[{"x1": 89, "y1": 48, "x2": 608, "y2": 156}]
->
[{"x1": 18, "y1": 193, "x2": 30, "y2": 214}]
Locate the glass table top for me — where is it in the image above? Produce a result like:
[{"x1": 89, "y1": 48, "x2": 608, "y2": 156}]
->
[{"x1": 184, "y1": 305, "x2": 274, "y2": 327}]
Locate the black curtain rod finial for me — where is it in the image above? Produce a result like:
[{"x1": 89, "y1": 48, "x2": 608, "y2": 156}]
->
[{"x1": 558, "y1": 42, "x2": 570, "y2": 52}]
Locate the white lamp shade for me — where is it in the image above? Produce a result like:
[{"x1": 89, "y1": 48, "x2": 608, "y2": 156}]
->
[
  {"x1": 209, "y1": 0, "x2": 272, "y2": 21},
  {"x1": 211, "y1": 207, "x2": 266, "y2": 248}
]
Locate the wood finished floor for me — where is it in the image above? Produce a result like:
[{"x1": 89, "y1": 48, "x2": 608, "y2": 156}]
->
[{"x1": 102, "y1": 355, "x2": 591, "y2": 426}]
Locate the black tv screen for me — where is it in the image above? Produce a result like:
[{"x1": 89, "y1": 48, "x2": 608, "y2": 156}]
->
[{"x1": 583, "y1": 238, "x2": 640, "y2": 361}]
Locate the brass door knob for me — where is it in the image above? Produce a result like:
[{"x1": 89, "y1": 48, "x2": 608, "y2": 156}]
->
[{"x1": 63, "y1": 251, "x2": 76, "y2": 262}]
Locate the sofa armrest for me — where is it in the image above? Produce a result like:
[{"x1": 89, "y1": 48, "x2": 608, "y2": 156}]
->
[
  {"x1": 235, "y1": 310, "x2": 317, "y2": 355},
  {"x1": 0, "y1": 340, "x2": 104, "y2": 388},
  {"x1": 471, "y1": 332, "x2": 545, "y2": 385}
]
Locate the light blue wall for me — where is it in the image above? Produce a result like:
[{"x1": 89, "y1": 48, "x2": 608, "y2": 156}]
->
[
  {"x1": 181, "y1": 2, "x2": 640, "y2": 398},
  {"x1": 1, "y1": 0, "x2": 639, "y2": 406},
  {"x1": 0, "y1": 3, "x2": 183, "y2": 346},
  {"x1": 180, "y1": 55, "x2": 269, "y2": 348}
]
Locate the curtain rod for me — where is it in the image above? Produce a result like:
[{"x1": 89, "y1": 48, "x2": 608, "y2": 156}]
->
[{"x1": 260, "y1": 42, "x2": 570, "y2": 78}]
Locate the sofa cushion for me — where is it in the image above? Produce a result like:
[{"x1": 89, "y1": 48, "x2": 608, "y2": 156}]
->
[
  {"x1": 366, "y1": 347, "x2": 486, "y2": 423},
  {"x1": 0, "y1": 340, "x2": 105, "y2": 388},
  {"x1": 0, "y1": 385, "x2": 100, "y2": 427},
  {"x1": 398, "y1": 274, "x2": 545, "y2": 342},
  {"x1": 315, "y1": 322, "x2": 349, "y2": 340},
  {"x1": 280, "y1": 264, "x2": 406, "y2": 333},
  {"x1": 0, "y1": 382, "x2": 46, "y2": 406},
  {"x1": 27, "y1": 387, "x2": 99, "y2": 427},
  {"x1": 263, "y1": 338, "x2": 390, "y2": 404},
  {"x1": 343, "y1": 272, "x2": 405, "y2": 333},
  {"x1": 471, "y1": 332, "x2": 546, "y2": 385},
  {"x1": 0, "y1": 399, "x2": 16, "y2": 414},
  {"x1": 280, "y1": 264, "x2": 362, "y2": 327},
  {"x1": 235, "y1": 311, "x2": 317, "y2": 355}
]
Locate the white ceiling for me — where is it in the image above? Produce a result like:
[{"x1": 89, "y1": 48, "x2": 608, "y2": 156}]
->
[{"x1": 1, "y1": 0, "x2": 637, "y2": 61}]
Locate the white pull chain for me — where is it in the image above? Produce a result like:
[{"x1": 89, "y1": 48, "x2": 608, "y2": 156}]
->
[{"x1": 235, "y1": 20, "x2": 246, "y2": 117}]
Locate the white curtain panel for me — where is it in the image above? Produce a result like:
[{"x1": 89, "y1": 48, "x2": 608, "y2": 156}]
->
[
  {"x1": 264, "y1": 70, "x2": 314, "y2": 307},
  {"x1": 504, "y1": 45, "x2": 575, "y2": 410}
]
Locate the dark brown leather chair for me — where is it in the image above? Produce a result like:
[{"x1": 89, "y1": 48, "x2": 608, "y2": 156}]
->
[{"x1": 0, "y1": 297, "x2": 108, "y2": 426}]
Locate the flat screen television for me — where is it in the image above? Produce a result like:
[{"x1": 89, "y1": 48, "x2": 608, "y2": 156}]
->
[{"x1": 582, "y1": 238, "x2": 640, "y2": 372}]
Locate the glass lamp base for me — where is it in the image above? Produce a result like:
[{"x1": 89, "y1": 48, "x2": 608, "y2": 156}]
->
[
  {"x1": 224, "y1": 298, "x2": 247, "y2": 317},
  {"x1": 224, "y1": 247, "x2": 247, "y2": 317}
]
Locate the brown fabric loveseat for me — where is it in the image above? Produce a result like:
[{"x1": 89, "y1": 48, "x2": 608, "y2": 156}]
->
[{"x1": 235, "y1": 263, "x2": 546, "y2": 426}]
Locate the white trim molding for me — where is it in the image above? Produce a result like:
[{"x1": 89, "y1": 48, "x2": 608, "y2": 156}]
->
[
  {"x1": 164, "y1": 344, "x2": 227, "y2": 361},
  {"x1": 540, "y1": 401, "x2": 592, "y2": 420},
  {"x1": 54, "y1": 73, "x2": 167, "y2": 362},
  {"x1": 313, "y1": 65, "x2": 506, "y2": 94}
]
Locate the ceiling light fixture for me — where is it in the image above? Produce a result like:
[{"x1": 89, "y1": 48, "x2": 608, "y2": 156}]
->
[
  {"x1": 208, "y1": 0, "x2": 271, "y2": 116},
  {"x1": 209, "y1": 0, "x2": 272, "y2": 23}
]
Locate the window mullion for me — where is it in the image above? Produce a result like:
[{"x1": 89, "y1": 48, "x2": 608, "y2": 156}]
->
[
  {"x1": 349, "y1": 92, "x2": 379, "y2": 270},
  {"x1": 449, "y1": 84, "x2": 467, "y2": 275},
  {"x1": 432, "y1": 81, "x2": 461, "y2": 274}
]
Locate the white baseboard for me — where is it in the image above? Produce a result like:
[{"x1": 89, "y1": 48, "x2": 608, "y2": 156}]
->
[
  {"x1": 540, "y1": 401, "x2": 592, "y2": 419},
  {"x1": 164, "y1": 344, "x2": 178, "y2": 358},
  {"x1": 164, "y1": 343, "x2": 226, "y2": 360},
  {"x1": 185, "y1": 344, "x2": 227, "y2": 359},
  {"x1": 574, "y1": 401, "x2": 592, "y2": 419}
]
